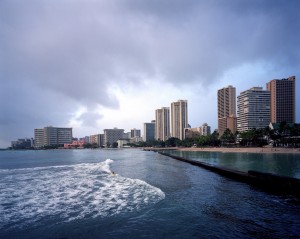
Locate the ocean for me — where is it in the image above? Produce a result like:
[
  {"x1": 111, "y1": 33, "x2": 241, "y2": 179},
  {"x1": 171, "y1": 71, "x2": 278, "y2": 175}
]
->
[{"x1": 0, "y1": 149, "x2": 299, "y2": 239}]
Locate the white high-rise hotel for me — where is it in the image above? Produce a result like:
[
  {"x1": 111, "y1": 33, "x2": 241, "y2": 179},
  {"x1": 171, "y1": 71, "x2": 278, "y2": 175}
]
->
[
  {"x1": 171, "y1": 100, "x2": 188, "y2": 140},
  {"x1": 237, "y1": 87, "x2": 270, "y2": 132}
]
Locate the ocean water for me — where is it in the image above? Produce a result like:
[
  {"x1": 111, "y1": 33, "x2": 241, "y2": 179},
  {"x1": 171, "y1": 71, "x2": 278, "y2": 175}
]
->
[
  {"x1": 0, "y1": 149, "x2": 299, "y2": 239},
  {"x1": 166, "y1": 150, "x2": 300, "y2": 179}
]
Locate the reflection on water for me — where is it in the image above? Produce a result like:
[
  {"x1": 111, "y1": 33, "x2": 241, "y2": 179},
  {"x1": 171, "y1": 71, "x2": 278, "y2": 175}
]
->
[{"x1": 168, "y1": 150, "x2": 300, "y2": 179}]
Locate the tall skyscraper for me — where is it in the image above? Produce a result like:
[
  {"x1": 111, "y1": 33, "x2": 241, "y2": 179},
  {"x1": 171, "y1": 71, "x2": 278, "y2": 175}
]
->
[
  {"x1": 266, "y1": 76, "x2": 296, "y2": 124},
  {"x1": 171, "y1": 100, "x2": 188, "y2": 140},
  {"x1": 237, "y1": 87, "x2": 270, "y2": 132},
  {"x1": 143, "y1": 120, "x2": 155, "y2": 142},
  {"x1": 218, "y1": 85, "x2": 236, "y2": 136},
  {"x1": 155, "y1": 107, "x2": 170, "y2": 141}
]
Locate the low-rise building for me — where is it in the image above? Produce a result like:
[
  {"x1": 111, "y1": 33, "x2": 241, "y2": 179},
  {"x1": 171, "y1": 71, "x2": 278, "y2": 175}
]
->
[
  {"x1": 64, "y1": 140, "x2": 85, "y2": 149},
  {"x1": 11, "y1": 138, "x2": 34, "y2": 149}
]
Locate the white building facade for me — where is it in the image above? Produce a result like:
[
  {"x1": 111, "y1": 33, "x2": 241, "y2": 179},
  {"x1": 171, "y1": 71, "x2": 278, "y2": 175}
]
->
[
  {"x1": 34, "y1": 126, "x2": 72, "y2": 148},
  {"x1": 237, "y1": 87, "x2": 270, "y2": 132}
]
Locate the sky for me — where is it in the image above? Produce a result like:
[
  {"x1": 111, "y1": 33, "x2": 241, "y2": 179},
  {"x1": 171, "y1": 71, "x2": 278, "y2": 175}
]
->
[{"x1": 1, "y1": 0, "x2": 300, "y2": 148}]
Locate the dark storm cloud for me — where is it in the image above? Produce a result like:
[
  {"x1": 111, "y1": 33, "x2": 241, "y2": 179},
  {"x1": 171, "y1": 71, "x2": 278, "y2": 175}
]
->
[
  {"x1": 1, "y1": 0, "x2": 299, "y2": 146},
  {"x1": 122, "y1": 0, "x2": 300, "y2": 82}
]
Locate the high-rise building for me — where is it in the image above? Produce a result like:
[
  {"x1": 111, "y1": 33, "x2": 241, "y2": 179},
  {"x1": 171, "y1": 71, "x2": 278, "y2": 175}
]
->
[
  {"x1": 218, "y1": 85, "x2": 236, "y2": 136},
  {"x1": 84, "y1": 136, "x2": 90, "y2": 144},
  {"x1": 266, "y1": 76, "x2": 296, "y2": 124},
  {"x1": 34, "y1": 129, "x2": 44, "y2": 148},
  {"x1": 237, "y1": 87, "x2": 270, "y2": 132},
  {"x1": 89, "y1": 134, "x2": 104, "y2": 147},
  {"x1": 131, "y1": 128, "x2": 141, "y2": 138},
  {"x1": 143, "y1": 120, "x2": 155, "y2": 142},
  {"x1": 201, "y1": 123, "x2": 211, "y2": 136},
  {"x1": 34, "y1": 126, "x2": 72, "y2": 148},
  {"x1": 171, "y1": 100, "x2": 188, "y2": 140},
  {"x1": 103, "y1": 128, "x2": 124, "y2": 147},
  {"x1": 123, "y1": 132, "x2": 131, "y2": 139},
  {"x1": 155, "y1": 107, "x2": 170, "y2": 141}
]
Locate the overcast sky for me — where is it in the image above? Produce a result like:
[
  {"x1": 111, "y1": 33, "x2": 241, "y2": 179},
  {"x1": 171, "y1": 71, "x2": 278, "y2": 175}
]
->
[{"x1": 1, "y1": 0, "x2": 300, "y2": 147}]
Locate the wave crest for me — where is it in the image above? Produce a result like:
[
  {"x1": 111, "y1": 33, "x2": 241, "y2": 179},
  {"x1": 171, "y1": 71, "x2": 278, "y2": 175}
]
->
[{"x1": 0, "y1": 159, "x2": 165, "y2": 231}]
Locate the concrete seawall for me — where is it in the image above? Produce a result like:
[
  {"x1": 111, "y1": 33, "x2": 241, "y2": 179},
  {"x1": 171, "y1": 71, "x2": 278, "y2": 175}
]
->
[{"x1": 157, "y1": 151, "x2": 300, "y2": 198}]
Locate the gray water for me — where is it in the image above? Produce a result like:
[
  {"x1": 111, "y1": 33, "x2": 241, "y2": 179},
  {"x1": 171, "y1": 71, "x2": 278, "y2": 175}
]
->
[{"x1": 0, "y1": 149, "x2": 299, "y2": 238}]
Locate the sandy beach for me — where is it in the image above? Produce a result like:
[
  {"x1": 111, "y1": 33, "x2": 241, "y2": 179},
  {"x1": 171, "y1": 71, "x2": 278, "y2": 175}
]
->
[{"x1": 177, "y1": 146, "x2": 300, "y2": 154}]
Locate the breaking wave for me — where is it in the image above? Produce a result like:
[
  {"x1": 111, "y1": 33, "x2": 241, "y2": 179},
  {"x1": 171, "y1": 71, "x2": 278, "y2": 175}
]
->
[{"x1": 0, "y1": 159, "x2": 165, "y2": 230}]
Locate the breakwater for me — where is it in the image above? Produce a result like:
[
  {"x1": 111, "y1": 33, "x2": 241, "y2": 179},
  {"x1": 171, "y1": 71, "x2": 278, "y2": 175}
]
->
[{"x1": 157, "y1": 151, "x2": 300, "y2": 198}]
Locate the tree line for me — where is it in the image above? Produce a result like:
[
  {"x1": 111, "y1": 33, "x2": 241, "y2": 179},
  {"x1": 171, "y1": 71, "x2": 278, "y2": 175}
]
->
[{"x1": 130, "y1": 122, "x2": 300, "y2": 148}]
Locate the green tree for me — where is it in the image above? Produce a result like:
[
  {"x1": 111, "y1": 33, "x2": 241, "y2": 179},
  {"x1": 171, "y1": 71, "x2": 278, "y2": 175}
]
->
[
  {"x1": 165, "y1": 137, "x2": 181, "y2": 147},
  {"x1": 220, "y1": 128, "x2": 235, "y2": 146}
]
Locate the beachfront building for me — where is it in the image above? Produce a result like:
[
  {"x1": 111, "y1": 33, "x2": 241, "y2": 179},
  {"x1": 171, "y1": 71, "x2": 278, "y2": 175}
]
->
[
  {"x1": 34, "y1": 129, "x2": 44, "y2": 148},
  {"x1": 184, "y1": 123, "x2": 211, "y2": 138},
  {"x1": 104, "y1": 128, "x2": 125, "y2": 147},
  {"x1": 123, "y1": 132, "x2": 131, "y2": 139},
  {"x1": 184, "y1": 127, "x2": 201, "y2": 139},
  {"x1": 84, "y1": 136, "x2": 90, "y2": 144},
  {"x1": 143, "y1": 120, "x2": 155, "y2": 142},
  {"x1": 155, "y1": 107, "x2": 170, "y2": 141},
  {"x1": 201, "y1": 123, "x2": 211, "y2": 136},
  {"x1": 266, "y1": 76, "x2": 296, "y2": 124},
  {"x1": 171, "y1": 100, "x2": 188, "y2": 140},
  {"x1": 11, "y1": 138, "x2": 34, "y2": 149},
  {"x1": 64, "y1": 139, "x2": 86, "y2": 149},
  {"x1": 218, "y1": 85, "x2": 237, "y2": 136},
  {"x1": 131, "y1": 128, "x2": 141, "y2": 138},
  {"x1": 117, "y1": 139, "x2": 130, "y2": 148},
  {"x1": 89, "y1": 134, "x2": 104, "y2": 147},
  {"x1": 34, "y1": 126, "x2": 72, "y2": 148},
  {"x1": 117, "y1": 136, "x2": 143, "y2": 148},
  {"x1": 237, "y1": 87, "x2": 270, "y2": 132}
]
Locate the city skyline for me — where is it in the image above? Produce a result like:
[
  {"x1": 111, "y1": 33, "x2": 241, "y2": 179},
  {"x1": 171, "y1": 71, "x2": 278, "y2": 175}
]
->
[
  {"x1": 9, "y1": 74, "x2": 297, "y2": 148},
  {"x1": 3, "y1": 76, "x2": 300, "y2": 147},
  {"x1": 1, "y1": 1, "x2": 300, "y2": 148}
]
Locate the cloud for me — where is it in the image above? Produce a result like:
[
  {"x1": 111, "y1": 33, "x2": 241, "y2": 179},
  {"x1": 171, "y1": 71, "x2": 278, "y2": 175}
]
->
[{"x1": 0, "y1": 0, "x2": 300, "y2": 147}]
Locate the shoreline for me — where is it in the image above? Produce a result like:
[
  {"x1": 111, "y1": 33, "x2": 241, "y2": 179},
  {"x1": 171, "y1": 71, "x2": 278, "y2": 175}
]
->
[
  {"x1": 146, "y1": 146, "x2": 300, "y2": 154},
  {"x1": 177, "y1": 146, "x2": 300, "y2": 154}
]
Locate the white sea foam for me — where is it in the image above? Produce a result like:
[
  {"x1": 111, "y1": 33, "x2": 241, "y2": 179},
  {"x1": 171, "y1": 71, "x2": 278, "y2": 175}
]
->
[{"x1": 0, "y1": 159, "x2": 165, "y2": 230}]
